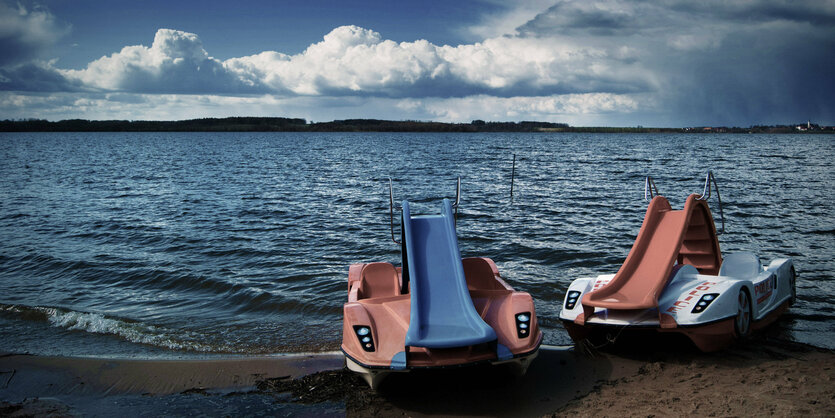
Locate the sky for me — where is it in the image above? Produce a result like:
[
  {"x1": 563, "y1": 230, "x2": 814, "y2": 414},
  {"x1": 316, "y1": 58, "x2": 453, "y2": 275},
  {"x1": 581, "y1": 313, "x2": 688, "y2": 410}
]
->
[{"x1": 1, "y1": 0, "x2": 833, "y2": 126}]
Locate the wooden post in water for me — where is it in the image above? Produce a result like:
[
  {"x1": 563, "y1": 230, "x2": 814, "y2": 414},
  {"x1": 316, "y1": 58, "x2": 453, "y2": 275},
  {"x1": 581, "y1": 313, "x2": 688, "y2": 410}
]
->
[{"x1": 510, "y1": 153, "x2": 516, "y2": 201}]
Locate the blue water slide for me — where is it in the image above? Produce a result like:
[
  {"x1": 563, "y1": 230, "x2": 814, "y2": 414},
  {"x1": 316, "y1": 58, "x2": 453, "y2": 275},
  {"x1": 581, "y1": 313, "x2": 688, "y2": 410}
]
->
[{"x1": 402, "y1": 199, "x2": 497, "y2": 348}]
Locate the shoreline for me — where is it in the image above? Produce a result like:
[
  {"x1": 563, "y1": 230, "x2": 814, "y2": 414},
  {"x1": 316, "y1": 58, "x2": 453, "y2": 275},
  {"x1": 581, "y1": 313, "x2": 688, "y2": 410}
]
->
[
  {"x1": 2, "y1": 117, "x2": 833, "y2": 134},
  {"x1": 3, "y1": 337, "x2": 833, "y2": 416},
  {"x1": 0, "y1": 351, "x2": 345, "y2": 396}
]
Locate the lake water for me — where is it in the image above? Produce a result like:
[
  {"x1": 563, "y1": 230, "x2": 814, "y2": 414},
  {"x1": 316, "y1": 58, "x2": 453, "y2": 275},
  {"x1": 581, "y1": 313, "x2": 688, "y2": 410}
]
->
[{"x1": 0, "y1": 132, "x2": 832, "y2": 357}]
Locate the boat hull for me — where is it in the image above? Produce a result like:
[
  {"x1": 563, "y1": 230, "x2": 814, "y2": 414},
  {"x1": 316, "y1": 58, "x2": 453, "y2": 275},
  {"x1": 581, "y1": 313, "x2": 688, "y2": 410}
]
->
[
  {"x1": 560, "y1": 256, "x2": 795, "y2": 352},
  {"x1": 343, "y1": 257, "x2": 543, "y2": 388},
  {"x1": 343, "y1": 342, "x2": 541, "y2": 389}
]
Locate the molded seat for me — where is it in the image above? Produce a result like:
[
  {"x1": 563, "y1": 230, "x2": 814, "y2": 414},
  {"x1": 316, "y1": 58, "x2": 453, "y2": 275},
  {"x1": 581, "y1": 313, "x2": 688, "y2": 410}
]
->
[
  {"x1": 718, "y1": 252, "x2": 762, "y2": 279},
  {"x1": 359, "y1": 262, "x2": 401, "y2": 299},
  {"x1": 462, "y1": 257, "x2": 504, "y2": 291}
]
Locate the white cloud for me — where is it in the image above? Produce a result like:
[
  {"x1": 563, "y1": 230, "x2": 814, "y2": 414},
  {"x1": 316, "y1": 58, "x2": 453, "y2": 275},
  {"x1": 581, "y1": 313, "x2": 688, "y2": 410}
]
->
[
  {"x1": 61, "y1": 29, "x2": 260, "y2": 93},
  {"x1": 0, "y1": 1, "x2": 69, "y2": 66},
  {"x1": 407, "y1": 94, "x2": 641, "y2": 122},
  {"x1": 385, "y1": 93, "x2": 695, "y2": 127},
  {"x1": 0, "y1": 92, "x2": 295, "y2": 121},
  {"x1": 0, "y1": 91, "x2": 642, "y2": 124},
  {"x1": 225, "y1": 26, "x2": 446, "y2": 96},
  {"x1": 56, "y1": 25, "x2": 653, "y2": 99}
]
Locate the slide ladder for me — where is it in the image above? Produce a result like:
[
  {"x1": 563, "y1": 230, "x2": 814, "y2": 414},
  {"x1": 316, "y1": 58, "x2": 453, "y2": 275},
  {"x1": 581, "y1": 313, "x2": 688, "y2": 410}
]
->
[{"x1": 576, "y1": 194, "x2": 721, "y2": 325}]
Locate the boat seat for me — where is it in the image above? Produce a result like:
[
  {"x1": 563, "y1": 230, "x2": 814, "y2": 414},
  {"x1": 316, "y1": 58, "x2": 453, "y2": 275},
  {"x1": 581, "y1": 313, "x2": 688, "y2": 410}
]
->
[
  {"x1": 718, "y1": 252, "x2": 762, "y2": 279},
  {"x1": 462, "y1": 257, "x2": 504, "y2": 291},
  {"x1": 359, "y1": 262, "x2": 401, "y2": 299}
]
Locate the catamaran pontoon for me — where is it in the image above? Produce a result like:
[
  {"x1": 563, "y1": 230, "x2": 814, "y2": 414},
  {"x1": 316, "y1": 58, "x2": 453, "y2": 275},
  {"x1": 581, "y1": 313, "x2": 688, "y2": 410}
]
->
[
  {"x1": 559, "y1": 173, "x2": 796, "y2": 351},
  {"x1": 342, "y1": 179, "x2": 542, "y2": 388}
]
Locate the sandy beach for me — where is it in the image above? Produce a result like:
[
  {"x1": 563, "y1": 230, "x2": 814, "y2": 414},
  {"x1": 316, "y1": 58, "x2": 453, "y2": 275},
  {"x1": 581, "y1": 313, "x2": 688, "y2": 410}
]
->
[
  {"x1": 552, "y1": 338, "x2": 835, "y2": 417},
  {"x1": 2, "y1": 335, "x2": 833, "y2": 417}
]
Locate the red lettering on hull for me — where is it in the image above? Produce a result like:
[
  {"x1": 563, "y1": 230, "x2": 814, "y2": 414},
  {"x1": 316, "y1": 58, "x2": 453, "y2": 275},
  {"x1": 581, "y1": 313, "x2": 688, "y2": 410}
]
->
[{"x1": 668, "y1": 281, "x2": 718, "y2": 313}]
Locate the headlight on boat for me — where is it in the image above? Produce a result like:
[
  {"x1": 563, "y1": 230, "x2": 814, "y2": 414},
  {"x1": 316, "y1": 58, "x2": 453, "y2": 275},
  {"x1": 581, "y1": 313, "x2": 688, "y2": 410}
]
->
[
  {"x1": 565, "y1": 290, "x2": 581, "y2": 310},
  {"x1": 691, "y1": 293, "x2": 720, "y2": 314},
  {"x1": 515, "y1": 312, "x2": 532, "y2": 338},
  {"x1": 353, "y1": 326, "x2": 375, "y2": 352}
]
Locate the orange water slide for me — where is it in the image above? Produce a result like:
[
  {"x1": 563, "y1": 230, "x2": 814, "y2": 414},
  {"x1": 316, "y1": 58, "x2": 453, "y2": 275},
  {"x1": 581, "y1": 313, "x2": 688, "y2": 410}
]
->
[{"x1": 575, "y1": 194, "x2": 721, "y2": 324}]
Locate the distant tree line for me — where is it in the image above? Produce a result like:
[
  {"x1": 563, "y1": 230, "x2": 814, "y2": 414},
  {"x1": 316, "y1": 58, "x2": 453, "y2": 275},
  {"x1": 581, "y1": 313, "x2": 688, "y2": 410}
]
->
[
  {"x1": 0, "y1": 117, "x2": 570, "y2": 133},
  {"x1": 0, "y1": 117, "x2": 831, "y2": 133},
  {"x1": 0, "y1": 117, "x2": 308, "y2": 132},
  {"x1": 306, "y1": 119, "x2": 571, "y2": 132}
]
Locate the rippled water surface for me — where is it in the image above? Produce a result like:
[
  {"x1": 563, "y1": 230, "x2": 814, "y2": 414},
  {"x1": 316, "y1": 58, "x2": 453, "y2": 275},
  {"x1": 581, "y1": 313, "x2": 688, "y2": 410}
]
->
[{"x1": 0, "y1": 132, "x2": 832, "y2": 357}]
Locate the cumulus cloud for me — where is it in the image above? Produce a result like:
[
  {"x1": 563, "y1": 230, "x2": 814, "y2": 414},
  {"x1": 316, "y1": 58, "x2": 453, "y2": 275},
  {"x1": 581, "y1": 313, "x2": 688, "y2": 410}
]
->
[
  {"x1": 45, "y1": 24, "x2": 653, "y2": 99},
  {"x1": 61, "y1": 29, "x2": 262, "y2": 94},
  {"x1": 0, "y1": 1, "x2": 69, "y2": 67},
  {"x1": 224, "y1": 25, "x2": 652, "y2": 98},
  {"x1": 21, "y1": 24, "x2": 626, "y2": 99},
  {"x1": 225, "y1": 26, "x2": 448, "y2": 96}
]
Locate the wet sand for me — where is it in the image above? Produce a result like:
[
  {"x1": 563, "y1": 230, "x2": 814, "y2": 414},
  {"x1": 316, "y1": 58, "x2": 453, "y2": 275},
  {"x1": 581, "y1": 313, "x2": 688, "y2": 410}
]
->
[
  {"x1": 0, "y1": 352, "x2": 347, "y2": 416},
  {"x1": 2, "y1": 337, "x2": 834, "y2": 417},
  {"x1": 551, "y1": 338, "x2": 835, "y2": 417}
]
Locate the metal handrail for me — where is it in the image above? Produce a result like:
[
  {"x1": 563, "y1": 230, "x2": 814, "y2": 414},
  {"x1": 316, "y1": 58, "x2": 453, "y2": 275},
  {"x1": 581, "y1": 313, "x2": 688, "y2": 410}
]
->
[
  {"x1": 451, "y1": 176, "x2": 461, "y2": 219},
  {"x1": 509, "y1": 154, "x2": 516, "y2": 202},
  {"x1": 388, "y1": 176, "x2": 461, "y2": 245},
  {"x1": 695, "y1": 171, "x2": 725, "y2": 234},
  {"x1": 389, "y1": 178, "x2": 400, "y2": 245},
  {"x1": 644, "y1": 176, "x2": 659, "y2": 202}
]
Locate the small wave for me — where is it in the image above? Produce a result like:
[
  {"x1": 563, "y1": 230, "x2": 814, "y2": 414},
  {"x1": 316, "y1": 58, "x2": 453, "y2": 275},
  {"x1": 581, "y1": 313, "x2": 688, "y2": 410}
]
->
[
  {"x1": 758, "y1": 154, "x2": 805, "y2": 160},
  {"x1": 201, "y1": 248, "x2": 274, "y2": 258},
  {"x1": 612, "y1": 157, "x2": 646, "y2": 163},
  {"x1": 104, "y1": 193, "x2": 145, "y2": 199},
  {"x1": 783, "y1": 312, "x2": 835, "y2": 322},
  {"x1": 0, "y1": 213, "x2": 31, "y2": 220},
  {"x1": 0, "y1": 303, "x2": 233, "y2": 353}
]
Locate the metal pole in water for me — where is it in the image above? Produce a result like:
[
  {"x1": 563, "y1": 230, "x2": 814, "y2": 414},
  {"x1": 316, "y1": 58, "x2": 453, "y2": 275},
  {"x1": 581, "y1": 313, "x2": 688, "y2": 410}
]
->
[{"x1": 510, "y1": 153, "x2": 516, "y2": 201}]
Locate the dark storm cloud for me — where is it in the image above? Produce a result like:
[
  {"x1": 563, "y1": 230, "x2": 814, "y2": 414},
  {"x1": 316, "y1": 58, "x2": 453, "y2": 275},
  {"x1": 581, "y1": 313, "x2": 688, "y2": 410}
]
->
[
  {"x1": 0, "y1": 1, "x2": 69, "y2": 67},
  {"x1": 517, "y1": 0, "x2": 835, "y2": 125},
  {"x1": 0, "y1": 62, "x2": 82, "y2": 91},
  {"x1": 667, "y1": 0, "x2": 835, "y2": 26},
  {"x1": 520, "y1": 0, "x2": 835, "y2": 37},
  {"x1": 516, "y1": 2, "x2": 642, "y2": 37},
  {"x1": 664, "y1": 23, "x2": 835, "y2": 125}
]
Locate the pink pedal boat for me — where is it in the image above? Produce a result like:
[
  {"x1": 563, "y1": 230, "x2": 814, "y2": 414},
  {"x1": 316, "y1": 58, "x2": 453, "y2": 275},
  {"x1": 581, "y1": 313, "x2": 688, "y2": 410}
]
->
[
  {"x1": 560, "y1": 173, "x2": 796, "y2": 352},
  {"x1": 341, "y1": 182, "x2": 542, "y2": 388}
]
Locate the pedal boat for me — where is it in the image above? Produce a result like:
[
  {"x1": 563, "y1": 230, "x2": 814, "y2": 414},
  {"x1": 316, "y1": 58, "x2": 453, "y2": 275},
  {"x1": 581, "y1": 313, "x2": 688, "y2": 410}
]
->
[
  {"x1": 559, "y1": 173, "x2": 796, "y2": 352},
  {"x1": 341, "y1": 193, "x2": 542, "y2": 388}
]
